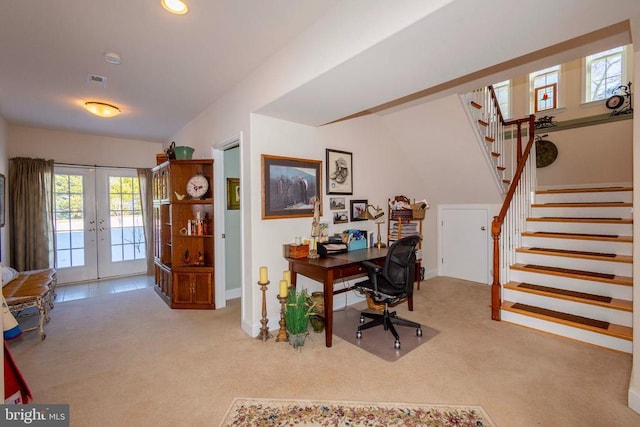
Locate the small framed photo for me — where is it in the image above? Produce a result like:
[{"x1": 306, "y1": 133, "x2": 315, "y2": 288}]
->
[
  {"x1": 333, "y1": 211, "x2": 348, "y2": 224},
  {"x1": 261, "y1": 154, "x2": 322, "y2": 219},
  {"x1": 226, "y1": 178, "x2": 240, "y2": 210},
  {"x1": 326, "y1": 149, "x2": 353, "y2": 195},
  {"x1": 330, "y1": 197, "x2": 345, "y2": 210},
  {"x1": 350, "y1": 199, "x2": 368, "y2": 222}
]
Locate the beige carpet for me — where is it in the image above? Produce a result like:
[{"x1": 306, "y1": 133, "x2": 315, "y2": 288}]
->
[
  {"x1": 220, "y1": 397, "x2": 495, "y2": 426},
  {"x1": 5, "y1": 276, "x2": 640, "y2": 426},
  {"x1": 332, "y1": 306, "x2": 440, "y2": 361}
]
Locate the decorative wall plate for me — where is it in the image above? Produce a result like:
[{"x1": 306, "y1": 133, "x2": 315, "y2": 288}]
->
[{"x1": 535, "y1": 139, "x2": 558, "y2": 168}]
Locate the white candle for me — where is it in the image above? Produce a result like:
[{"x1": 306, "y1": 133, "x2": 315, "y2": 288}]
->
[
  {"x1": 259, "y1": 266, "x2": 268, "y2": 283},
  {"x1": 279, "y1": 280, "x2": 289, "y2": 298}
]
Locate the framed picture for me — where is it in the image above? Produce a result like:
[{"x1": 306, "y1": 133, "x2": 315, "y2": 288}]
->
[
  {"x1": 261, "y1": 154, "x2": 322, "y2": 219},
  {"x1": 329, "y1": 197, "x2": 345, "y2": 210},
  {"x1": 0, "y1": 174, "x2": 4, "y2": 227},
  {"x1": 333, "y1": 211, "x2": 348, "y2": 224},
  {"x1": 326, "y1": 149, "x2": 353, "y2": 195},
  {"x1": 226, "y1": 178, "x2": 240, "y2": 210},
  {"x1": 350, "y1": 199, "x2": 368, "y2": 221}
]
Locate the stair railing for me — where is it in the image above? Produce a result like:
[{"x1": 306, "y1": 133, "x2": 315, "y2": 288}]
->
[
  {"x1": 462, "y1": 86, "x2": 510, "y2": 193},
  {"x1": 491, "y1": 116, "x2": 536, "y2": 320}
]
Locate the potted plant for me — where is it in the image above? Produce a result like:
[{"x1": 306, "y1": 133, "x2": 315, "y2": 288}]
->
[{"x1": 285, "y1": 288, "x2": 314, "y2": 349}]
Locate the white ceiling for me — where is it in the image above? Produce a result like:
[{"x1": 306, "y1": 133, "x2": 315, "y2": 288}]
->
[
  {"x1": 1, "y1": 1, "x2": 639, "y2": 144},
  {"x1": 0, "y1": 1, "x2": 339, "y2": 141}
]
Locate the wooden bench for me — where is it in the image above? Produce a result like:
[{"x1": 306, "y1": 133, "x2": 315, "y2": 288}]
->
[{"x1": 2, "y1": 268, "x2": 57, "y2": 340}]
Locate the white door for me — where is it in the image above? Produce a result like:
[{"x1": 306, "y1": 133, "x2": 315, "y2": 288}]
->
[
  {"x1": 54, "y1": 166, "x2": 146, "y2": 284},
  {"x1": 439, "y1": 206, "x2": 490, "y2": 284}
]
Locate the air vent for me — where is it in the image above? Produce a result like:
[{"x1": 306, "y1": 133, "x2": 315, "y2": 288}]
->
[{"x1": 87, "y1": 73, "x2": 107, "y2": 88}]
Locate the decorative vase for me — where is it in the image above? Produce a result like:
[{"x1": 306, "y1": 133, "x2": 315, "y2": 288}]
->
[
  {"x1": 288, "y1": 332, "x2": 307, "y2": 349},
  {"x1": 309, "y1": 291, "x2": 325, "y2": 332},
  {"x1": 310, "y1": 315, "x2": 324, "y2": 333}
]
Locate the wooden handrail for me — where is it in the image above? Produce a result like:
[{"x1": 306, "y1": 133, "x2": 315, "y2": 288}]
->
[{"x1": 491, "y1": 114, "x2": 536, "y2": 320}]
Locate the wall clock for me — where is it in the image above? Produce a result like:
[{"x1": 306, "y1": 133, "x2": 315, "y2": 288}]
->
[
  {"x1": 186, "y1": 174, "x2": 208, "y2": 199},
  {"x1": 535, "y1": 137, "x2": 558, "y2": 168}
]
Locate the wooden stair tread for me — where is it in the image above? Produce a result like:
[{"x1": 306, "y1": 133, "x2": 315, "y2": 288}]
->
[
  {"x1": 505, "y1": 281, "x2": 632, "y2": 311},
  {"x1": 470, "y1": 101, "x2": 482, "y2": 109},
  {"x1": 511, "y1": 263, "x2": 632, "y2": 286},
  {"x1": 516, "y1": 247, "x2": 632, "y2": 263},
  {"x1": 536, "y1": 187, "x2": 632, "y2": 194},
  {"x1": 502, "y1": 301, "x2": 632, "y2": 340},
  {"x1": 532, "y1": 202, "x2": 632, "y2": 208},
  {"x1": 522, "y1": 231, "x2": 632, "y2": 243},
  {"x1": 485, "y1": 136, "x2": 495, "y2": 143},
  {"x1": 527, "y1": 217, "x2": 632, "y2": 224},
  {"x1": 478, "y1": 119, "x2": 489, "y2": 127},
  {"x1": 496, "y1": 166, "x2": 506, "y2": 171}
]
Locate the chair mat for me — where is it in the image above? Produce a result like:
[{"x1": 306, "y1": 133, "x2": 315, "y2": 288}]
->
[{"x1": 331, "y1": 307, "x2": 439, "y2": 362}]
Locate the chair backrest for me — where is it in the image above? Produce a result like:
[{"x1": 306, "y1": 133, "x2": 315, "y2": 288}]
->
[{"x1": 382, "y1": 235, "x2": 421, "y2": 296}]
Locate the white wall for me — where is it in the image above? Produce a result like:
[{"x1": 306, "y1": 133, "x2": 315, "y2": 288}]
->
[
  {"x1": 0, "y1": 117, "x2": 8, "y2": 264},
  {"x1": 8, "y1": 125, "x2": 161, "y2": 168}
]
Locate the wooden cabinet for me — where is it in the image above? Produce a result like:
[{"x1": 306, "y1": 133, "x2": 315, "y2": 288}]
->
[{"x1": 152, "y1": 159, "x2": 215, "y2": 309}]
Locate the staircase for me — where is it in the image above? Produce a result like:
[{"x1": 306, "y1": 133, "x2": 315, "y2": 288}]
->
[{"x1": 501, "y1": 186, "x2": 633, "y2": 353}]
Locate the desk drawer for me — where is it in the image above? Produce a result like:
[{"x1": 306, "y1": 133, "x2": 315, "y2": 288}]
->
[{"x1": 334, "y1": 259, "x2": 384, "y2": 280}]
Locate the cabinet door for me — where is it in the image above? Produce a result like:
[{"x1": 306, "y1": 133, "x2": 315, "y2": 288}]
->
[
  {"x1": 173, "y1": 272, "x2": 195, "y2": 304},
  {"x1": 173, "y1": 271, "x2": 213, "y2": 306},
  {"x1": 191, "y1": 273, "x2": 213, "y2": 305}
]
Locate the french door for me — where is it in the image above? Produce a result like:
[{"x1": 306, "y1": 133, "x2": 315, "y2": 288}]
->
[{"x1": 53, "y1": 166, "x2": 147, "y2": 284}]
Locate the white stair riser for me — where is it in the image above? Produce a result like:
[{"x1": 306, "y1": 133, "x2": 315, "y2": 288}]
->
[
  {"x1": 526, "y1": 220, "x2": 632, "y2": 236},
  {"x1": 520, "y1": 236, "x2": 632, "y2": 256},
  {"x1": 501, "y1": 310, "x2": 631, "y2": 353},
  {"x1": 509, "y1": 269, "x2": 632, "y2": 300},
  {"x1": 503, "y1": 289, "x2": 632, "y2": 327},
  {"x1": 531, "y1": 206, "x2": 632, "y2": 218},
  {"x1": 515, "y1": 252, "x2": 632, "y2": 277},
  {"x1": 536, "y1": 191, "x2": 632, "y2": 204}
]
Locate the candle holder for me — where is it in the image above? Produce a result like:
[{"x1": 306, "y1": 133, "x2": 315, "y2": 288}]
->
[
  {"x1": 256, "y1": 280, "x2": 273, "y2": 342},
  {"x1": 275, "y1": 293, "x2": 289, "y2": 343},
  {"x1": 308, "y1": 237, "x2": 320, "y2": 259}
]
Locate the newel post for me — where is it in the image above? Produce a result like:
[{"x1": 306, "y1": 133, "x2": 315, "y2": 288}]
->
[{"x1": 491, "y1": 216, "x2": 502, "y2": 321}]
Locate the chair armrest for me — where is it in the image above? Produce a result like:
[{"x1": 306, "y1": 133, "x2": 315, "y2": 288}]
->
[{"x1": 360, "y1": 261, "x2": 382, "y2": 274}]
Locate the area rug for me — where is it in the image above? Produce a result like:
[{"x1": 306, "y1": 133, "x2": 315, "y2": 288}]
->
[
  {"x1": 219, "y1": 397, "x2": 496, "y2": 427},
  {"x1": 332, "y1": 307, "x2": 439, "y2": 362}
]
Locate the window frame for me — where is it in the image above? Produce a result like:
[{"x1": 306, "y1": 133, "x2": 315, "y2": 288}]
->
[
  {"x1": 583, "y1": 45, "x2": 630, "y2": 104},
  {"x1": 529, "y1": 65, "x2": 561, "y2": 114}
]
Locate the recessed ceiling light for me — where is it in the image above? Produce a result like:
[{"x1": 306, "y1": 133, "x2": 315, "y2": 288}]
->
[
  {"x1": 161, "y1": 0, "x2": 188, "y2": 15},
  {"x1": 104, "y1": 52, "x2": 122, "y2": 65},
  {"x1": 84, "y1": 101, "x2": 121, "y2": 118}
]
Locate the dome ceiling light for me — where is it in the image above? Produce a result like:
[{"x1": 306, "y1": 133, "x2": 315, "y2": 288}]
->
[
  {"x1": 161, "y1": 0, "x2": 188, "y2": 15},
  {"x1": 84, "y1": 101, "x2": 121, "y2": 118}
]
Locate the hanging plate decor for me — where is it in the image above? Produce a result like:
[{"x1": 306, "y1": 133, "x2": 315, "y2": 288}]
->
[{"x1": 535, "y1": 138, "x2": 558, "y2": 168}]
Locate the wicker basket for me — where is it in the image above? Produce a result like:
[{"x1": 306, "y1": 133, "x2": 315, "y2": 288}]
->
[
  {"x1": 411, "y1": 202, "x2": 426, "y2": 219},
  {"x1": 366, "y1": 294, "x2": 384, "y2": 311}
]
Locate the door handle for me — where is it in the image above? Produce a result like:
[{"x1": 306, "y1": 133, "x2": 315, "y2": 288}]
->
[{"x1": 480, "y1": 226, "x2": 486, "y2": 231}]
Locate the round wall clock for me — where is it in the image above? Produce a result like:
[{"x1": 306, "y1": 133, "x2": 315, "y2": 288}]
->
[
  {"x1": 186, "y1": 174, "x2": 208, "y2": 199},
  {"x1": 605, "y1": 94, "x2": 625, "y2": 110},
  {"x1": 535, "y1": 139, "x2": 558, "y2": 168}
]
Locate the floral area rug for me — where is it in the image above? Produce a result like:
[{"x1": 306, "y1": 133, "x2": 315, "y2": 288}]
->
[{"x1": 220, "y1": 397, "x2": 496, "y2": 426}]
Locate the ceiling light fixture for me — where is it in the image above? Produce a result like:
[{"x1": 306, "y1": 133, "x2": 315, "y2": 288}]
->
[
  {"x1": 84, "y1": 101, "x2": 121, "y2": 118},
  {"x1": 104, "y1": 52, "x2": 122, "y2": 65},
  {"x1": 161, "y1": 0, "x2": 188, "y2": 15}
]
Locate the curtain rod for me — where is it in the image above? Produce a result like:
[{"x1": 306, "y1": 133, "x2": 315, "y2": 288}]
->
[{"x1": 54, "y1": 162, "x2": 148, "y2": 170}]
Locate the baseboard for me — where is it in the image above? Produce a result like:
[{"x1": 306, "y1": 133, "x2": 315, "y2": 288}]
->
[
  {"x1": 226, "y1": 287, "x2": 241, "y2": 300},
  {"x1": 628, "y1": 384, "x2": 640, "y2": 415}
]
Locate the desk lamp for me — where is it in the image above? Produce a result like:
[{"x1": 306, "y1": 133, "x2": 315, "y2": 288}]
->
[{"x1": 365, "y1": 204, "x2": 386, "y2": 249}]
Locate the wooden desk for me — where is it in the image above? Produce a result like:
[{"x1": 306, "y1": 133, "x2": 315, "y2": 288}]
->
[{"x1": 287, "y1": 247, "x2": 414, "y2": 347}]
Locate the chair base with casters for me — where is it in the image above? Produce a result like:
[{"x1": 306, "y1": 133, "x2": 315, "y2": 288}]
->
[
  {"x1": 356, "y1": 302, "x2": 423, "y2": 349},
  {"x1": 354, "y1": 235, "x2": 422, "y2": 349}
]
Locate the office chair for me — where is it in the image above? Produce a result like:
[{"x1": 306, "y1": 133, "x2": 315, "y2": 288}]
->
[{"x1": 355, "y1": 235, "x2": 422, "y2": 349}]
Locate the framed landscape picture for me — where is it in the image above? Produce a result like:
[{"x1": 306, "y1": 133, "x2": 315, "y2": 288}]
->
[
  {"x1": 226, "y1": 178, "x2": 240, "y2": 210},
  {"x1": 261, "y1": 154, "x2": 322, "y2": 219},
  {"x1": 326, "y1": 149, "x2": 353, "y2": 195}
]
